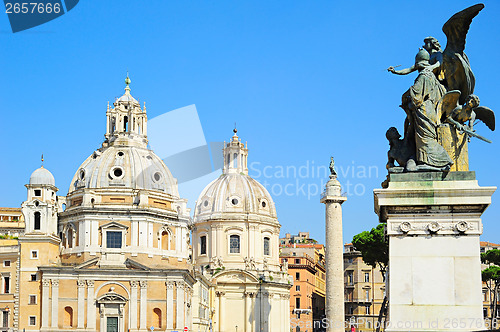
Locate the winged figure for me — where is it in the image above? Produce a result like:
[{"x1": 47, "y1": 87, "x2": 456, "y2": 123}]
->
[
  {"x1": 440, "y1": 4, "x2": 484, "y2": 104},
  {"x1": 437, "y1": 90, "x2": 495, "y2": 142},
  {"x1": 389, "y1": 4, "x2": 484, "y2": 105}
]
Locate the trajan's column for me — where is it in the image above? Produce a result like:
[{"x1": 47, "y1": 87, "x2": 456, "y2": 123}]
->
[{"x1": 321, "y1": 158, "x2": 346, "y2": 332}]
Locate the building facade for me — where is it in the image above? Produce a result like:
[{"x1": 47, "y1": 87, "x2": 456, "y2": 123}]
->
[
  {"x1": 280, "y1": 240, "x2": 326, "y2": 332},
  {"x1": 0, "y1": 78, "x2": 211, "y2": 332},
  {"x1": 343, "y1": 243, "x2": 385, "y2": 332},
  {"x1": 191, "y1": 130, "x2": 292, "y2": 332},
  {"x1": 481, "y1": 241, "x2": 500, "y2": 325}
]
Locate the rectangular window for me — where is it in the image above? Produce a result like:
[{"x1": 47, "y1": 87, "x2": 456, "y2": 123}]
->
[
  {"x1": 29, "y1": 295, "x2": 36, "y2": 305},
  {"x1": 365, "y1": 289, "x2": 370, "y2": 301},
  {"x1": 31, "y1": 274, "x2": 37, "y2": 282},
  {"x1": 295, "y1": 258, "x2": 300, "y2": 264},
  {"x1": 295, "y1": 272, "x2": 300, "y2": 280},
  {"x1": 2, "y1": 311, "x2": 7, "y2": 328},
  {"x1": 200, "y1": 235, "x2": 207, "y2": 255},
  {"x1": 3, "y1": 277, "x2": 9, "y2": 294},
  {"x1": 364, "y1": 272, "x2": 370, "y2": 283},
  {"x1": 295, "y1": 297, "x2": 301, "y2": 309},
  {"x1": 34, "y1": 190, "x2": 41, "y2": 197},
  {"x1": 3, "y1": 261, "x2": 10, "y2": 267},
  {"x1": 365, "y1": 305, "x2": 370, "y2": 315},
  {"x1": 263, "y1": 237, "x2": 270, "y2": 256},
  {"x1": 29, "y1": 316, "x2": 36, "y2": 326},
  {"x1": 296, "y1": 285, "x2": 300, "y2": 291},
  {"x1": 229, "y1": 235, "x2": 240, "y2": 254},
  {"x1": 106, "y1": 231, "x2": 122, "y2": 248},
  {"x1": 347, "y1": 271, "x2": 353, "y2": 285},
  {"x1": 31, "y1": 251, "x2": 38, "y2": 259},
  {"x1": 348, "y1": 306, "x2": 354, "y2": 315}
]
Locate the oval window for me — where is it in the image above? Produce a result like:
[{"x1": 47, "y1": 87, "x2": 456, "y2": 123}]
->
[
  {"x1": 204, "y1": 200, "x2": 209, "y2": 207},
  {"x1": 79, "y1": 169, "x2": 85, "y2": 180},
  {"x1": 262, "y1": 201, "x2": 267, "y2": 208},
  {"x1": 231, "y1": 198, "x2": 239, "y2": 205},
  {"x1": 113, "y1": 168, "x2": 123, "y2": 177},
  {"x1": 117, "y1": 151, "x2": 124, "y2": 157},
  {"x1": 153, "y1": 172, "x2": 162, "y2": 182}
]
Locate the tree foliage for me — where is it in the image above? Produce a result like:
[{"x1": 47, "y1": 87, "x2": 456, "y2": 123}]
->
[
  {"x1": 352, "y1": 223, "x2": 389, "y2": 332},
  {"x1": 481, "y1": 249, "x2": 500, "y2": 329},
  {"x1": 352, "y1": 223, "x2": 388, "y2": 275}
]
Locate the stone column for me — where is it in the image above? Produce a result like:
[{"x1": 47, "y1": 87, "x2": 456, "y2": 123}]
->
[
  {"x1": 87, "y1": 280, "x2": 96, "y2": 330},
  {"x1": 216, "y1": 291, "x2": 225, "y2": 332},
  {"x1": 41, "y1": 279, "x2": 50, "y2": 328},
  {"x1": 51, "y1": 279, "x2": 59, "y2": 328},
  {"x1": 176, "y1": 282, "x2": 185, "y2": 330},
  {"x1": 77, "y1": 280, "x2": 86, "y2": 329},
  {"x1": 320, "y1": 172, "x2": 347, "y2": 332},
  {"x1": 130, "y1": 281, "x2": 138, "y2": 331},
  {"x1": 244, "y1": 292, "x2": 253, "y2": 332},
  {"x1": 139, "y1": 280, "x2": 147, "y2": 330},
  {"x1": 166, "y1": 281, "x2": 174, "y2": 330}
]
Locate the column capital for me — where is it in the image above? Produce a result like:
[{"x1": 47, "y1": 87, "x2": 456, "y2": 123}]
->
[
  {"x1": 176, "y1": 281, "x2": 185, "y2": 290},
  {"x1": 215, "y1": 290, "x2": 225, "y2": 297},
  {"x1": 139, "y1": 280, "x2": 147, "y2": 288},
  {"x1": 130, "y1": 280, "x2": 139, "y2": 288},
  {"x1": 51, "y1": 279, "x2": 59, "y2": 287},
  {"x1": 77, "y1": 280, "x2": 86, "y2": 288},
  {"x1": 86, "y1": 280, "x2": 95, "y2": 287},
  {"x1": 42, "y1": 279, "x2": 51, "y2": 287},
  {"x1": 165, "y1": 281, "x2": 175, "y2": 289}
]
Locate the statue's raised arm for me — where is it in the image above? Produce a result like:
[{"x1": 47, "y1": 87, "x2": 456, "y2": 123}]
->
[{"x1": 442, "y1": 3, "x2": 484, "y2": 104}]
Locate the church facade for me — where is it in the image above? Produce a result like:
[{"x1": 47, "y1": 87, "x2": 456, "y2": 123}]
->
[{"x1": 0, "y1": 78, "x2": 290, "y2": 332}]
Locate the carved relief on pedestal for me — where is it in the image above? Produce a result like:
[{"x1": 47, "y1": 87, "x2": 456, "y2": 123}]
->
[{"x1": 455, "y1": 220, "x2": 470, "y2": 233}]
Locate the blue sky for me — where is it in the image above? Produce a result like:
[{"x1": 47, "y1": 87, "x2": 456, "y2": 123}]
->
[{"x1": 1, "y1": 1, "x2": 499, "y2": 244}]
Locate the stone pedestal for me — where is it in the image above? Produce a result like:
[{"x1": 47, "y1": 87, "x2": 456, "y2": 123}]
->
[{"x1": 374, "y1": 172, "x2": 496, "y2": 332}]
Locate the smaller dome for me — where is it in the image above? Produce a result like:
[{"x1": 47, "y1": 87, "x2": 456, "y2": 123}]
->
[
  {"x1": 117, "y1": 93, "x2": 138, "y2": 104},
  {"x1": 29, "y1": 167, "x2": 55, "y2": 186}
]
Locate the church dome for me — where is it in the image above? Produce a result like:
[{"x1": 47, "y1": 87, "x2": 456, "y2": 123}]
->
[
  {"x1": 29, "y1": 167, "x2": 55, "y2": 186},
  {"x1": 69, "y1": 144, "x2": 179, "y2": 196},
  {"x1": 194, "y1": 130, "x2": 277, "y2": 222},
  {"x1": 68, "y1": 77, "x2": 179, "y2": 197}
]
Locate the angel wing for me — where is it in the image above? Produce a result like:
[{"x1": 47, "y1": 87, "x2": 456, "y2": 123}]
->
[
  {"x1": 473, "y1": 106, "x2": 495, "y2": 131},
  {"x1": 442, "y1": 4, "x2": 484, "y2": 104},
  {"x1": 437, "y1": 90, "x2": 461, "y2": 122}
]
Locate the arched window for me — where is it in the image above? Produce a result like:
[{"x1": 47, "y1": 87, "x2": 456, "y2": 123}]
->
[
  {"x1": 233, "y1": 153, "x2": 238, "y2": 168},
  {"x1": 153, "y1": 308, "x2": 162, "y2": 328},
  {"x1": 229, "y1": 235, "x2": 240, "y2": 254},
  {"x1": 227, "y1": 154, "x2": 230, "y2": 167},
  {"x1": 34, "y1": 212, "x2": 41, "y2": 230},
  {"x1": 161, "y1": 231, "x2": 169, "y2": 250},
  {"x1": 64, "y1": 306, "x2": 73, "y2": 327},
  {"x1": 264, "y1": 237, "x2": 270, "y2": 256}
]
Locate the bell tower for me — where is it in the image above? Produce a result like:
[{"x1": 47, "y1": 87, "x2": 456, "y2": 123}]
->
[{"x1": 21, "y1": 159, "x2": 58, "y2": 235}]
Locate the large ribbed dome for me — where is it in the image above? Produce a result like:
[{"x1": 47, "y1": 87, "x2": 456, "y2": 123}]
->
[
  {"x1": 69, "y1": 144, "x2": 179, "y2": 197},
  {"x1": 29, "y1": 167, "x2": 55, "y2": 186},
  {"x1": 194, "y1": 173, "x2": 276, "y2": 220},
  {"x1": 194, "y1": 131, "x2": 277, "y2": 223}
]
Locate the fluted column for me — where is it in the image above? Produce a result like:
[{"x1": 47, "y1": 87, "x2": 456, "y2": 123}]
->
[
  {"x1": 176, "y1": 282, "x2": 185, "y2": 329},
  {"x1": 139, "y1": 280, "x2": 147, "y2": 330},
  {"x1": 41, "y1": 279, "x2": 50, "y2": 328},
  {"x1": 130, "y1": 281, "x2": 138, "y2": 331},
  {"x1": 166, "y1": 281, "x2": 174, "y2": 330},
  {"x1": 51, "y1": 279, "x2": 59, "y2": 328}
]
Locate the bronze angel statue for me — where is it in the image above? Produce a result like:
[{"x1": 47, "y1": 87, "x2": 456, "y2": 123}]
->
[{"x1": 385, "y1": 4, "x2": 495, "y2": 173}]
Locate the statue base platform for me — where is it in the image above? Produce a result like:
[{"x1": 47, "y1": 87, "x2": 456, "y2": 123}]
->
[{"x1": 374, "y1": 172, "x2": 496, "y2": 331}]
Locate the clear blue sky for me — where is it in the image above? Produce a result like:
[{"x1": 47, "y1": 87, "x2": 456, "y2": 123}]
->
[{"x1": 1, "y1": 1, "x2": 499, "y2": 244}]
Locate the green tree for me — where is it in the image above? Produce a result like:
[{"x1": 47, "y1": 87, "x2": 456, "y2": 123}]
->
[
  {"x1": 352, "y1": 223, "x2": 388, "y2": 332},
  {"x1": 481, "y1": 249, "x2": 500, "y2": 329}
]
